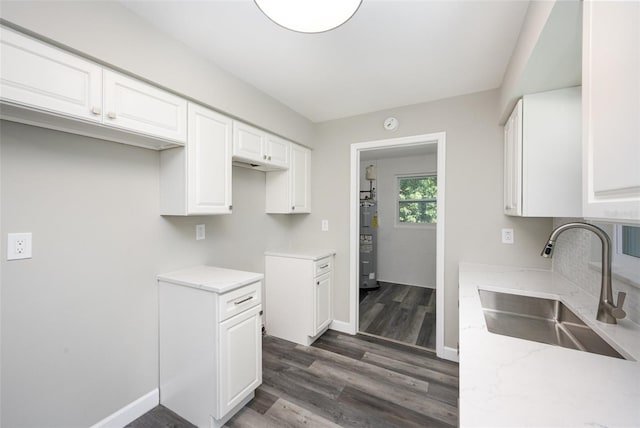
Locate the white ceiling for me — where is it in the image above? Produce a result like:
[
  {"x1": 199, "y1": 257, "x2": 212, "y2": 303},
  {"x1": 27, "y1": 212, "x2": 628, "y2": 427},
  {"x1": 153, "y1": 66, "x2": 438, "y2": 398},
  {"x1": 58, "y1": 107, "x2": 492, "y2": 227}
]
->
[{"x1": 121, "y1": 0, "x2": 530, "y2": 123}]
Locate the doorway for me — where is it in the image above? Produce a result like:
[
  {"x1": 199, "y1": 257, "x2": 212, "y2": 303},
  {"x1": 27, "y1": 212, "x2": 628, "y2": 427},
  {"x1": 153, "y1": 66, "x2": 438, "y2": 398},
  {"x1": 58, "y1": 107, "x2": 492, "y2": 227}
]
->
[{"x1": 349, "y1": 133, "x2": 446, "y2": 358}]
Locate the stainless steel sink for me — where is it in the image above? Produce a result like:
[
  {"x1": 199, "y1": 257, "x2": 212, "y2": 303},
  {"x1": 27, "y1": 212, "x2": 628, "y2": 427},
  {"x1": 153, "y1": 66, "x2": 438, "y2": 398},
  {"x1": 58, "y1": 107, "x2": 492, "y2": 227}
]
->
[{"x1": 478, "y1": 290, "x2": 626, "y2": 359}]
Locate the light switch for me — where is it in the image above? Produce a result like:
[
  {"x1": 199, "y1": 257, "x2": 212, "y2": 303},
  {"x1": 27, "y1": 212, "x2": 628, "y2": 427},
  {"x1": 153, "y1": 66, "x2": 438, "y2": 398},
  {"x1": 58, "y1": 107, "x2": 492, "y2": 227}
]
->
[
  {"x1": 321, "y1": 220, "x2": 329, "y2": 231},
  {"x1": 196, "y1": 224, "x2": 205, "y2": 240},
  {"x1": 501, "y1": 228, "x2": 514, "y2": 244}
]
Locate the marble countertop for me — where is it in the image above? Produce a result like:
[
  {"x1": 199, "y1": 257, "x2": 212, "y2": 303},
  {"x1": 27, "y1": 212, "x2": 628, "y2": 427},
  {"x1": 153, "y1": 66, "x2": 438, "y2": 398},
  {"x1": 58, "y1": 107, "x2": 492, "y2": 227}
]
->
[
  {"x1": 157, "y1": 265, "x2": 263, "y2": 294},
  {"x1": 264, "y1": 248, "x2": 336, "y2": 261},
  {"x1": 459, "y1": 263, "x2": 640, "y2": 427}
]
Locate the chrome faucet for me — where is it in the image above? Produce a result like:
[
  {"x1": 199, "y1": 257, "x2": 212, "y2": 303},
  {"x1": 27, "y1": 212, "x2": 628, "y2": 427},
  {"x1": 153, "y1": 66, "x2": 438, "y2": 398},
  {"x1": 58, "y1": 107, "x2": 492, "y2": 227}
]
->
[{"x1": 541, "y1": 222, "x2": 626, "y2": 324}]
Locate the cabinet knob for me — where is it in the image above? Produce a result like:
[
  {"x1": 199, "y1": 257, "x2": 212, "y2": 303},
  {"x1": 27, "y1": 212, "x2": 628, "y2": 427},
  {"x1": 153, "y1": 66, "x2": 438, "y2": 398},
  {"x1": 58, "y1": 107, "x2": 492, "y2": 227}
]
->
[
  {"x1": 107, "y1": 112, "x2": 117, "y2": 120},
  {"x1": 90, "y1": 107, "x2": 102, "y2": 116},
  {"x1": 229, "y1": 205, "x2": 233, "y2": 210},
  {"x1": 263, "y1": 154, "x2": 267, "y2": 160},
  {"x1": 317, "y1": 281, "x2": 320, "y2": 285},
  {"x1": 292, "y1": 206, "x2": 295, "y2": 210},
  {"x1": 268, "y1": 155, "x2": 272, "y2": 161}
]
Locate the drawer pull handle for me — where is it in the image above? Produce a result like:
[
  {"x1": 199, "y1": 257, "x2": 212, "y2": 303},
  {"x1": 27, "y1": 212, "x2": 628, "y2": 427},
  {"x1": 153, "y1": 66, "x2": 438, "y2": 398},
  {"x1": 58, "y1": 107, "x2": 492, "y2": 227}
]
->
[
  {"x1": 319, "y1": 264, "x2": 329, "y2": 269},
  {"x1": 234, "y1": 296, "x2": 254, "y2": 305}
]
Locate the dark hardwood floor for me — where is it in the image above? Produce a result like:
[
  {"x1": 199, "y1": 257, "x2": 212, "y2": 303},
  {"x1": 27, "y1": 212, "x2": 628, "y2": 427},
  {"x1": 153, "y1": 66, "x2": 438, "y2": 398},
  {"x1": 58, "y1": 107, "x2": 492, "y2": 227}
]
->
[
  {"x1": 128, "y1": 330, "x2": 458, "y2": 428},
  {"x1": 359, "y1": 282, "x2": 437, "y2": 350}
]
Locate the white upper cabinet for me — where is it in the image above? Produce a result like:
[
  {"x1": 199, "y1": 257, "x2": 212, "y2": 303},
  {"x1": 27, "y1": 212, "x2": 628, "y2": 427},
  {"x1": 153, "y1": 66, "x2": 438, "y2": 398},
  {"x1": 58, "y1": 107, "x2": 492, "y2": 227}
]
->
[
  {"x1": 582, "y1": 1, "x2": 640, "y2": 223},
  {"x1": 0, "y1": 25, "x2": 185, "y2": 150},
  {"x1": 0, "y1": 25, "x2": 103, "y2": 123},
  {"x1": 504, "y1": 87, "x2": 582, "y2": 217},
  {"x1": 103, "y1": 70, "x2": 187, "y2": 143},
  {"x1": 160, "y1": 103, "x2": 232, "y2": 216},
  {"x1": 265, "y1": 143, "x2": 311, "y2": 214},
  {"x1": 232, "y1": 121, "x2": 289, "y2": 171}
]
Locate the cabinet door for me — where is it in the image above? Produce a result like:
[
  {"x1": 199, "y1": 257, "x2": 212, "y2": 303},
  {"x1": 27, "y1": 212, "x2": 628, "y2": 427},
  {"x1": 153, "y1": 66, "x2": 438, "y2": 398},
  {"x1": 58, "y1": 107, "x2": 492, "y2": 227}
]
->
[
  {"x1": 314, "y1": 273, "x2": 331, "y2": 335},
  {"x1": 583, "y1": 1, "x2": 640, "y2": 222},
  {"x1": 103, "y1": 70, "x2": 187, "y2": 143},
  {"x1": 290, "y1": 144, "x2": 311, "y2": 213},
  {"x1": 0, "y1": 26, "x2": 102, "y2": 123},
  {"x1": 187, "y1": 104, "x2": 232, "y2": 214},
  {"x1": 265, "y1": 135, "x2": 289, "y2": 169},
  {"x1": 233, "y1": 121, "x2": 264, "y2": 163},
  {"x1": 218, "y1": 305, "x2": 262, "y2": 419},
  {"x1": 503, "y1": 100, "x2": 522, "y2": 216}
]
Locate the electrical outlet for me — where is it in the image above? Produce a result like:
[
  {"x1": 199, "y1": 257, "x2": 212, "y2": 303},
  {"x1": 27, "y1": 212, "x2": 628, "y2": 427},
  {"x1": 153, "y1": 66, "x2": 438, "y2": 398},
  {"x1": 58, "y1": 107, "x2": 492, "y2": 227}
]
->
[
  {"x1": 501, "y1": 228, "x2": 514, "y2": 244},
  {"x1": 321, "y1": 220, "x2": 329, "y2": 231},
  {"x1": 7, "y1": 232, "x2": 32, "y2": 260},
  {"x1": 196, "y1": 224, "x2": 205, "y2": 241}
]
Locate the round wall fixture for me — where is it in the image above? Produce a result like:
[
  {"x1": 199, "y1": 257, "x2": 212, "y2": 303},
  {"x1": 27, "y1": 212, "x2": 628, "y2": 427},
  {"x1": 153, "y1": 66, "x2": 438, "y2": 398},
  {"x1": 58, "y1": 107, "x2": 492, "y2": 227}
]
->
[
  {"x1": 254, "y1": 0, "x2": 362, "y2": 33},
  {"x1": 383, "y1": 117, "x2": 399, "y2": 131}
]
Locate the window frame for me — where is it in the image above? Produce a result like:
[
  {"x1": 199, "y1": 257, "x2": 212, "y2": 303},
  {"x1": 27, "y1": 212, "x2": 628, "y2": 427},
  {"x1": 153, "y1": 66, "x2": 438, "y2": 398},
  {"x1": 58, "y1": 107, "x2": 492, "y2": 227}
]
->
[
  {"x1": 614, "y1": 224, "x2": 640, "y2": 270},
  {"x1": 395, "y1": 173, "x2": 437, "y2": 228}
]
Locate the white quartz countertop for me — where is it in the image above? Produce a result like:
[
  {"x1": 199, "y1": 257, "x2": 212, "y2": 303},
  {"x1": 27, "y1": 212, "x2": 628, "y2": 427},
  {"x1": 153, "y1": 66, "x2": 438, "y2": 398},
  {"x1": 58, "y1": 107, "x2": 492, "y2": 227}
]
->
[
  {"x1": 264, "y1": 248, "x2": 336, "y2": 261},
  {"x1": 459, "y1": 263, "x2": 640, "y2": 428},
  {"x1": 157, "y1": 265, "x2": 263, "y2": 294}
]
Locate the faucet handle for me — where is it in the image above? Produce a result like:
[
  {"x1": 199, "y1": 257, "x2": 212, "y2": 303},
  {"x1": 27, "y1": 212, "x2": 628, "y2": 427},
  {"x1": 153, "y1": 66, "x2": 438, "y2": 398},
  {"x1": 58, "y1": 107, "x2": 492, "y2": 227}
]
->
[{"x1": 612, "y1": 292, "x2": 627, "y2": 319}]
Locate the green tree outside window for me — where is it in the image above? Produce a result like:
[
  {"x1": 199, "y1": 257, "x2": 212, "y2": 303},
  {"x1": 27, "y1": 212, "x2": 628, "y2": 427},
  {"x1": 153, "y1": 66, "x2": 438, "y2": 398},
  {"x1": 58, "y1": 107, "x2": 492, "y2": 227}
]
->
[{"x1": 398, "y1": 175, "x2": 437, "y2": 224}]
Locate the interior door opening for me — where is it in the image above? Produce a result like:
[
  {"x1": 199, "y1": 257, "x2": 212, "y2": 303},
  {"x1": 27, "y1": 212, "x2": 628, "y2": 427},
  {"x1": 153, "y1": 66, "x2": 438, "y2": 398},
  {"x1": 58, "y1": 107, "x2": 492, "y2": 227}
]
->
[{"x1": 349, "y1": 133, "x2": 446, "y2": 359}]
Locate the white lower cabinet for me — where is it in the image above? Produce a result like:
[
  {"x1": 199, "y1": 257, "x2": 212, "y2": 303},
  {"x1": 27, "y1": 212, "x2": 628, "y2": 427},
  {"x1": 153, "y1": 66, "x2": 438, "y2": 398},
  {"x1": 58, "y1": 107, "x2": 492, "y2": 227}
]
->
[
  {"x1": 265, "y1": 251, "x2": 334, "y2": 345},
  {"x1": 158, "y1": 266, "x2": 263, "y2": 428},
  {"x1": 160, "y1": 103, "x2": 232, "y2": 215}
]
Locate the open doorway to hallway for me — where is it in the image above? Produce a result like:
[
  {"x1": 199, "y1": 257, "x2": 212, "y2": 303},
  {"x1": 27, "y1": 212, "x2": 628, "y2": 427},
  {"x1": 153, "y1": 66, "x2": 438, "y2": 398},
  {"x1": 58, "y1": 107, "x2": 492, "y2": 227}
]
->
[{"x1": 353, "y1": 139, "x2": 441, "y2": 352}]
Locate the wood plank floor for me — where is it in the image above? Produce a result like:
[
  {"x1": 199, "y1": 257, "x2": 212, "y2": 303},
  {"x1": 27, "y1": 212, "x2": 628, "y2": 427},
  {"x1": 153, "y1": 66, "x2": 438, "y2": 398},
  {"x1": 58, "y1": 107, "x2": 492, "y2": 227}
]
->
[
  {"x1": 359, "y1": 282, "x2": 436, "y2": 349},
  {"x1": 128, "y1": 330, "x2": 458, "y2": 428}
]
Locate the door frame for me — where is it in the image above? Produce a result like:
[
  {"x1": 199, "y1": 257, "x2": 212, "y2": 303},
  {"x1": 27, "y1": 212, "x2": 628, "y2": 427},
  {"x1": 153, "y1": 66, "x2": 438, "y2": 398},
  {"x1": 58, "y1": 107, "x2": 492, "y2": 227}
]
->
[{"x1": 348, "y1": 132, "x2": 448, "y2": 360}]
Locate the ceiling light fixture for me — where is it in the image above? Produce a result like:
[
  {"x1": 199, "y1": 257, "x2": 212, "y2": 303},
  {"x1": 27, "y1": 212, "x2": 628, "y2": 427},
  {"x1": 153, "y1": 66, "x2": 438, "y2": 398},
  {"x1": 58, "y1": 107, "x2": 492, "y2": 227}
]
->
[{"x1": 254, "y1": 0, "x2": 362, "y2": 33}]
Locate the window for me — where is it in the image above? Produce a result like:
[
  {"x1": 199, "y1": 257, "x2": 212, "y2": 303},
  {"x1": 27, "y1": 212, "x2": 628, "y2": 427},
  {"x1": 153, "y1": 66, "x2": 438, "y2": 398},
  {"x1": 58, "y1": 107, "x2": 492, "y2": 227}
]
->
[
  {"x1": 612, "y1": 224, "x2": 640, "y2": 287},
  {"x1": 397, "y1": 175, "x2": 437, "y2": 224}
]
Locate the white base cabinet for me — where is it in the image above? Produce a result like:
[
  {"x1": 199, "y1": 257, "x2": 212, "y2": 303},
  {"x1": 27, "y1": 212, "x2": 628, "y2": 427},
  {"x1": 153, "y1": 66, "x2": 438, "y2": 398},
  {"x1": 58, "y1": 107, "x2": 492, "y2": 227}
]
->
[
  {"x1": 504, "y1": 87, "x2": 582, "y2": 217},
  {"x1": 160, "y1": 103, "x2": 232, "y2": 215},
  {"x1": 582, "y1": 0, "x2": 640, "y2": 223},
  {"x1": 265, "y1": 251, "x2": 334, "y2": 346},
  {"x1": 158, "y1": 266, "x2": 263, "y2": 428}
]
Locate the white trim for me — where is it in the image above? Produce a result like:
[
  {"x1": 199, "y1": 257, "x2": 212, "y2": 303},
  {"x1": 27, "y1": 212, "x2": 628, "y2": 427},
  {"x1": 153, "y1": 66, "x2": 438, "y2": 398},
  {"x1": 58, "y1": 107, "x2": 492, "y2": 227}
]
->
[
  {"x1": 443, "y1": 346, "x2": 459, "y2": 363},
  {"x1": 349, "y1": 132, "x2": 448, "y2": 360},
  {"x1": 330, "y1": 319, "x2": 356, "y2": 334},
  {"x1": 89, "y1": 388, "x2": 159, "y2": 428}
]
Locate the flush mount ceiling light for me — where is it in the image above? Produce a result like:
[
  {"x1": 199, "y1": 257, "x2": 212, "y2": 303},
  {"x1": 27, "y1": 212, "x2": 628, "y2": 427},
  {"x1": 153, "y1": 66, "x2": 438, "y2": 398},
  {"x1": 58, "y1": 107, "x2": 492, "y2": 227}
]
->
[{"x1": 255, "y1": 0, "x2": 362, "y2": 33}]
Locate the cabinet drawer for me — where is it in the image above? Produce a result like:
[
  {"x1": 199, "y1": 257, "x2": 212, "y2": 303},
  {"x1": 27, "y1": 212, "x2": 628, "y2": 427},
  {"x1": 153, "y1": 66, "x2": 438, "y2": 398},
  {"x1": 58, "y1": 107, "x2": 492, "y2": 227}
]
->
[
  {"x1": 218, "y1": 281, "x2": 261, "y2": 322},
  {"x1": 315, "y1": 257, "x2": 332, "y2": 277}
]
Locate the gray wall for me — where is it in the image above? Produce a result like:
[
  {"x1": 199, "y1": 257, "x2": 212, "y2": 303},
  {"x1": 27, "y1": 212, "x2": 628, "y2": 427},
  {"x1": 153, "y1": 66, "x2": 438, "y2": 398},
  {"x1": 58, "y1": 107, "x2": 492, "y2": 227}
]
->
[
  {"x1": 0, "y1": 122, "x2": 291, "y2": 427},
  {"x1": 361, "y1": 155, "x2": 437, "y2": 287},
  {"x1": 290, "y1": 89, "x2": 553, "y2": 349}
]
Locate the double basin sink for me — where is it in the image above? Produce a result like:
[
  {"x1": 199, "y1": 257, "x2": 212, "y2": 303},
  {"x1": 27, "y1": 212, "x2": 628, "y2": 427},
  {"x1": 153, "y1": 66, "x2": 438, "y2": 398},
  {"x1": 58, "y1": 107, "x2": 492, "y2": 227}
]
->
[{"x1": 478, "y1": 290, "x2": 626, "y2": 360}]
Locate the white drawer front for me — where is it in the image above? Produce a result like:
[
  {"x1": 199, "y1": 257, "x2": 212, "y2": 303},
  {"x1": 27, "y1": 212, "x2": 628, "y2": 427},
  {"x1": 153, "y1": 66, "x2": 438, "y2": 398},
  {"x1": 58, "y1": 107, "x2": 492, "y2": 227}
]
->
[
  {"x1": 218, "y1": 281, "x2": 261, "y2": 322},
  {"x1": 315, "y1": 257, "x2": 332, "y2": 277}
]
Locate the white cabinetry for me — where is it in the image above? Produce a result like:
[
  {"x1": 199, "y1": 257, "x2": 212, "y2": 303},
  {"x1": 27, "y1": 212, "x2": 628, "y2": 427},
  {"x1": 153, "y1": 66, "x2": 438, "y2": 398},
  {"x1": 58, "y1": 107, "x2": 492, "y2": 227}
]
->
[
  {"x1": 582, "y1": 0, "x2": 640, "y2": 223},
  {"x1": 0, "y1": 25, "x2": 102, "y2": 123},
  {"x1": 265, "y1": 251, "x2": 334, "y2": 345},
  {"x1": 266, "y1": 143, "x2": 311, "y2": 213},
  {"x1": 158, "y1": 266, "x2": 263, "y2": 428},
  {"x1": 232, "y1": 121, "x2": 289, "y2": 170},
  {"x1": 160, "y1": 103, "x2": 232, "y2": 215},
  {"x1": 0, "y1": 25, "x2": 185, "y2": 150},
  {"x1": 102, "y1": 70, "x2": 187, "y2": 143},
  {"x1": 504, "y1": 87, "x2": 582, "y2": 217}
]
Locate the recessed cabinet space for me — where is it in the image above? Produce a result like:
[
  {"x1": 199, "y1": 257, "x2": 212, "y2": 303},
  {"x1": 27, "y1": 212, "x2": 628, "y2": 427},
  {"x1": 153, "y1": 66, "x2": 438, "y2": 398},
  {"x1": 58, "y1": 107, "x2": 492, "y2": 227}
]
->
[
  {"x1": 265, "y1": 251, "x2": 334, "y2": 346},
  {"x1": 266, "y1": 143, "x2": 311, "y2": 214},
  {"x1": 504, "y1": 86, "x2": 582, "y2": 217},
  {"x1": 582, "y1": 0, "x2": 640, "y2": 223},
  {"x1": 232, "y1": 121, "x2": 289, "y2": 170},
  {"x1": 160, "y1": 103, "x2": 232, "y2": 215},
  {"x1": 0, "y1": 24, "x2": 186, "y2": 150}
]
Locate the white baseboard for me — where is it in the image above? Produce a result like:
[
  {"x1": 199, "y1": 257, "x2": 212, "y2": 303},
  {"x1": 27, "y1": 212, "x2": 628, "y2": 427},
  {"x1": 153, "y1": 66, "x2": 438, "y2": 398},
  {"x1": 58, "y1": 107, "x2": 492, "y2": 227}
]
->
[
  {"x1": 89, "y1": 388, "x2": 159, "y2": 428},
  {"x1": 329, "y1": 319, "x2": 356, "y2": 335},
  {"x1": 442, "y1": 346, "x2": 459, "y2": 363}
]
